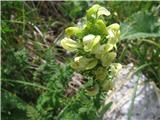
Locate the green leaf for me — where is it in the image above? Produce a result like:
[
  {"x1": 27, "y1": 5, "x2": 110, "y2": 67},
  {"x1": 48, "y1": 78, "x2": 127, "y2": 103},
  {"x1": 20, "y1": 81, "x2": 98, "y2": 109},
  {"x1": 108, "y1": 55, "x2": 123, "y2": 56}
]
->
[
  {"x1": 1, "y1": 89, "x2": 28, "y2": 120},
  {"x1": 95, "y1": 19, "x2": 107, "y2": 35},
  {"x1": 85, "y1": 84, "x2": 99, "y2": 96},
  {"x1": 26, "y1": 106, "x2": 43, "y2": 120},
  {"x1": 121, "y1": 32, "x2": 160, "y2": 40},
  {"x1": 98, "y1": 102, "x2": 112, "y2": 119},
  {"x1": 101, "y1": 79, "x2": 113, "y2": 91},
  {"x1": 95, "y1": 67, "x2": 107, "y2": 81},
  {"x1": 120, "y1": 11, "x2": 160, "y2": 40}
]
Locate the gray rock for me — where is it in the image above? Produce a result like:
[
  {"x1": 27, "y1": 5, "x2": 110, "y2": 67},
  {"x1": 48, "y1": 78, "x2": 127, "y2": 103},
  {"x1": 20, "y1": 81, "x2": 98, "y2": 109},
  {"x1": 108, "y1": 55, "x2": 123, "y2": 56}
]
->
[{"x1": 103, "y1": 63, "x2": 160, "y2": 120}]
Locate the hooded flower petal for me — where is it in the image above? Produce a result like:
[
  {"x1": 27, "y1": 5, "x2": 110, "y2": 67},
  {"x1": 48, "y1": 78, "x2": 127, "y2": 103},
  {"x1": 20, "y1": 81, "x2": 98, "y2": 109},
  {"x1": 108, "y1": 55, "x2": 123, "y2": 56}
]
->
[
  {"x1": 95, "y1": 19, "x2": 107, "y2": 35},
  {"x1": 106, "y1": 23, "x2": 120, "y2": 45},
  {"x1": 97, "y1": 6, "x2": 110, "y2": 17},
  {"x1": 83, "y1": 34, "x2": 101, "y2": 52},
  {"x1": 86, "y1": 4, "x2": 101, "y2": 20},
  {"x1": 61, "y1": 38, "x2": 79, "y2": 52},
  {"x1": 101, "y1": 79, "x2": 113, "y2": 91},
  {"x1": 65, "y1": 27, "x2": 82, "y2": 37},
  {"x1": 71, "y1": 56, "x2": 98, "y2": 71},
  {"x1": 101, "y1": 52, "x2": 117, "y2": 67},
  {"x1": 110, "y1": 63, "x2": 122, "y2": 76},
  {"x1": 87, "y1": 4, "x2": 110, "y2": 21}
]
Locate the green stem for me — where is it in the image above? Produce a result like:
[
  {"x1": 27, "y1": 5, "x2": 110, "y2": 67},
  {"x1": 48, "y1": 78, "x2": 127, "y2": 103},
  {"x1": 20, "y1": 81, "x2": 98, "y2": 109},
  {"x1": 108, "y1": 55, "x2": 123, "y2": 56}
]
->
[{"x1": 2, "y1": 78, "x2": 52, "y2": 91}]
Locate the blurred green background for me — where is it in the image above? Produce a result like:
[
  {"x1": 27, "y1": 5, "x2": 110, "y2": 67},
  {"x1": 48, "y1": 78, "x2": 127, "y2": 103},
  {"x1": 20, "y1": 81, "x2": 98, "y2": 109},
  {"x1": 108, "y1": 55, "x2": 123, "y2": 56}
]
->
[{"x1": 1, "y1": 1, "x2": 160, "y2": 120}]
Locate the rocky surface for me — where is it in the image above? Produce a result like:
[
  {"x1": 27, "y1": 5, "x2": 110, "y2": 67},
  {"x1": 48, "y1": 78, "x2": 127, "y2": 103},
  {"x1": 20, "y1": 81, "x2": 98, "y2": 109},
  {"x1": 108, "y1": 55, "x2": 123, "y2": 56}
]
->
[{"x1": 103, "y1": 63, "x2": 160, "y2": 120}]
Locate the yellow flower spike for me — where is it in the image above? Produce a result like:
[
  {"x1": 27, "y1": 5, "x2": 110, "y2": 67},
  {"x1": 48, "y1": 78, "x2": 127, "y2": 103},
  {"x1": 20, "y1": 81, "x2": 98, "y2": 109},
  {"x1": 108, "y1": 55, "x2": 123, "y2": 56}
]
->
[
  {"x1": 101, "y1": 52, "x2": 117, "y2": 67},
  {"x1": 83, "y1": 34, "x2": 101, "y2": 52},
  {"x1": 61, "y1": 38, "x2": 80, "y2": 52},
  {"x1": 95, "y1": 67, "x2": 107, "y2": 80},
  {"x1": 65, "y1": 27, "x2": 82, "y2": 37}
]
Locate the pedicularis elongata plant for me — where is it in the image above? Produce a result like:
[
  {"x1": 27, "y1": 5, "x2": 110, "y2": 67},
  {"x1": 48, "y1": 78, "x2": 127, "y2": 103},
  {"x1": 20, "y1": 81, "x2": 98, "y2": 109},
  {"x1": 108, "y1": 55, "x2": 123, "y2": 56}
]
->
[{"x1": 61, "y1": 4, "x2": 121, "y2": 100}]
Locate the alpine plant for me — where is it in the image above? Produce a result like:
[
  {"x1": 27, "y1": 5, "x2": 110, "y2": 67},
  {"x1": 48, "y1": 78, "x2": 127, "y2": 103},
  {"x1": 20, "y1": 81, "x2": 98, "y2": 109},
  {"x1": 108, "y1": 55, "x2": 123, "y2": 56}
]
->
[{"x1": 61, "y1": 4, "x2": 122, "y2": 96}]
